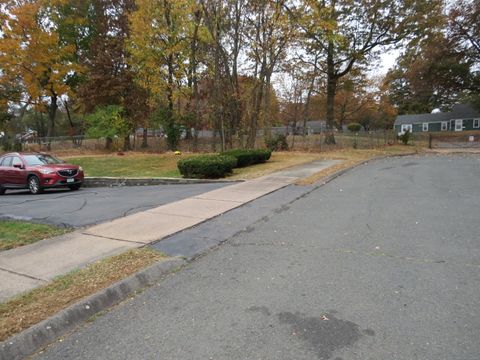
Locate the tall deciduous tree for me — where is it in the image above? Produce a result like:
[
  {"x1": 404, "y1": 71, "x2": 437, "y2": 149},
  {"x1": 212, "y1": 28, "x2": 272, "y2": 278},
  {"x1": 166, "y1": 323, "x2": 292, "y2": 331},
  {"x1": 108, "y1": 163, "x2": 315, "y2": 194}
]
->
[
  {"x1": 289, "y1": 0, "x2": 443, "y2": 143},
  {"x1": 0, "y1": 0, "x2": 80, "y2": 145},
  {"x1": 200, "y1": 0, "x2": 246, "y2": 150},
  {"x1": 385, "y1": 33, "x2": 475, "y2": 114},
  {"x1": 129, "y1": 0, "x2": 192, "y2": 150},
  {"x1": 243, "y1": 0, "x2": 295, "y2": 147}
]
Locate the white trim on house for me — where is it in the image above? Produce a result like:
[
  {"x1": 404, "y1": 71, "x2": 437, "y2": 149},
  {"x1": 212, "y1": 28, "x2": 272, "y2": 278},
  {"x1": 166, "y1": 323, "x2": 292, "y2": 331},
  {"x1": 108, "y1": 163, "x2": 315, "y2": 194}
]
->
[
  {"x1": 474, "y1": 118, "x2": 480, "y2": 128},
  {"x1": 455, "y1": 119, "x2": 463, "y2": 131},
  {"x1": 422, "y1": 123, "x2": 428, "y2": 132},
  {"x1": 441, "y1": 121, "x2": 448, "y2": 131}
]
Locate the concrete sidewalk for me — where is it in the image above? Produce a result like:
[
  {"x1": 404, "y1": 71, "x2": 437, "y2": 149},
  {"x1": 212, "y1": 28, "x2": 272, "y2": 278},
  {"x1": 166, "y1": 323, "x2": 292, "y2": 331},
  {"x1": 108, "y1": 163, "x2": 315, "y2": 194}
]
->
[{"x1": 0, "y1": 160, "x2": 339, "y2": 302}]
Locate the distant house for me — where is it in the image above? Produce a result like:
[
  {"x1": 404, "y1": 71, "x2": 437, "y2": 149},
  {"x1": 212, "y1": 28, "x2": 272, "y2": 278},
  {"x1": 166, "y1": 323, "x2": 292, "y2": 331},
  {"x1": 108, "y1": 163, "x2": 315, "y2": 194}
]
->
[{"x1": 394, "y1": 104, "x2": 480, "y2": 134}]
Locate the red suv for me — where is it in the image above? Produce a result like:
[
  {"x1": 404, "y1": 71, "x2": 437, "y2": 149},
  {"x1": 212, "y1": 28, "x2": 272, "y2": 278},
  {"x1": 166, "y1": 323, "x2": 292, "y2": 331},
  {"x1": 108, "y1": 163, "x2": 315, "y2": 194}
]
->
[{"x1": 0, "y1": 152, "x2": 84, "y2": 195}]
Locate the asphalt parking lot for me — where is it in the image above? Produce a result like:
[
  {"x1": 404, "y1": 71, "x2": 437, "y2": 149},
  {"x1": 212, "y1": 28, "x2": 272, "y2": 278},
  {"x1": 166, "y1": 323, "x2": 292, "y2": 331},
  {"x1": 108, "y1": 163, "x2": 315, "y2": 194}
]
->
[{"x1": 0, "y1": 183, "x2": 230, "y2": 228}]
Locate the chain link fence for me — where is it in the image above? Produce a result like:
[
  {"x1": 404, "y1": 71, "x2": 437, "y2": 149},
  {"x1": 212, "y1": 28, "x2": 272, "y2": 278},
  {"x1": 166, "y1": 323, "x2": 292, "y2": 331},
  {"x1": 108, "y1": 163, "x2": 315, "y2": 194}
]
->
[{"x1": 16, "y1": 129, "x2": 399, "y2": 153}]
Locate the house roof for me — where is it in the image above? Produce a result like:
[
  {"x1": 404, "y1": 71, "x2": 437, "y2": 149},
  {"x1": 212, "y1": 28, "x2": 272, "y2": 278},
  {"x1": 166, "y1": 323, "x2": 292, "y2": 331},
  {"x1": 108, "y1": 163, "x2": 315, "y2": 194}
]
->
[{"x1": 394, "y1": 104, "x2": 480, "y2": 125}]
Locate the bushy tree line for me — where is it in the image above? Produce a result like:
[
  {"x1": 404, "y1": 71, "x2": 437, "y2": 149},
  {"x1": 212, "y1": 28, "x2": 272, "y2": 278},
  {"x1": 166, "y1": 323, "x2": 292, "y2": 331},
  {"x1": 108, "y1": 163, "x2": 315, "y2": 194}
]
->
[{"x1": 0, "y1": 0, "x2": 460, "y2": 150}]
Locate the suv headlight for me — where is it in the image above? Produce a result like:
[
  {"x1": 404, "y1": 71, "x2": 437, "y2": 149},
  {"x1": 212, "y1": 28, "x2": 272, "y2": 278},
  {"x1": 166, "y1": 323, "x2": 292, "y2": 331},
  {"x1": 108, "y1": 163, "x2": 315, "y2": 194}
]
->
[
  {"x1": 79, "y1": 166, "x2": 84, "y2": 172},
  {"x1": 40, "y1": 169, "x2": 55, "y2": 175}
]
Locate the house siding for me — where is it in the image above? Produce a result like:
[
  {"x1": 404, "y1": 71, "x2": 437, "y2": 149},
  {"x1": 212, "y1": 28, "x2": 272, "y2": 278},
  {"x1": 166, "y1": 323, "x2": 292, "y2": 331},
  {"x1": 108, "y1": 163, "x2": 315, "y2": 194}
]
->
[
  {"x1": 428, "y1": 122, "x2": 442, "y2": 132},
  {"x1": 462, "y1": 119, "x2": 475, "y2": 131}
]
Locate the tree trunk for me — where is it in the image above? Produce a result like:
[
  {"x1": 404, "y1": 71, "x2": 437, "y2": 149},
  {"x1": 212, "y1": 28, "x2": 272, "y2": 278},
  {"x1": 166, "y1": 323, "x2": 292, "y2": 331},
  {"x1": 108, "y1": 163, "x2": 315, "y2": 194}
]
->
[
  {"x1": 247, "y1": 81, "x2": 264, "y2": 148},
  {"x1": 105, "y1": 137, "x2": 113, "y2": 150},
  {"x1": 123, "y1": 135, "x2": 131, "y2": 151},
  {"x1": 46, "y1": 93, "x2": 58, "y2": 150},
  {"x1": 325, "y1": 39, "x2": 337, "y2": 145},
  {"x1": 142, "y1": 128, "x2": 148, "y2": 148},
  {"x1": 263, "y1": 72, "x2": 272, "y2": 140}
]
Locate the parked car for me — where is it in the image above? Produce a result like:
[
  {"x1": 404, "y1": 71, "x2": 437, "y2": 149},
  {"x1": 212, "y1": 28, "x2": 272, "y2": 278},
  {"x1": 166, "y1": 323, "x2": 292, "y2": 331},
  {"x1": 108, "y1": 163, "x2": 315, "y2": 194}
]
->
[{"x1": 0, "y1": 152, "x2": 84, "y2": 195}]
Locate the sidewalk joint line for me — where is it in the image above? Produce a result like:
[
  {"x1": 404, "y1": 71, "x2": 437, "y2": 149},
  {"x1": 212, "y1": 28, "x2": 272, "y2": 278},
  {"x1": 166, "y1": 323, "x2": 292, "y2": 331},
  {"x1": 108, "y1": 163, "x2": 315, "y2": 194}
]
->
[
  {"x1": 81, "y1": 233, "x2": 147, "y2": 245},
  {"x1": 0, "y1": 267, "x2": 47, "y2": 282}
]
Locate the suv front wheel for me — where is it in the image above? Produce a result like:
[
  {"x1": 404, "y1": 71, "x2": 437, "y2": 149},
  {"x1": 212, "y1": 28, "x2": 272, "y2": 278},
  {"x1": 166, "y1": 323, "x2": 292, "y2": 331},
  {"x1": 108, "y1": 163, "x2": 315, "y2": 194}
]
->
[{"x1": 28, "y1": 176, "x2": 43, "y2": 195}]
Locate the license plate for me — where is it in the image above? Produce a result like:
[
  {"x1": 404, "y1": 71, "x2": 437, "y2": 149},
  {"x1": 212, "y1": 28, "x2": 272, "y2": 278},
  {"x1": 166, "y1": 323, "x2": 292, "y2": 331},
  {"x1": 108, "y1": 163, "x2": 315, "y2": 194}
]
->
[{"x1": 67, "y1": 178, "x2": 74, "y2": 183}]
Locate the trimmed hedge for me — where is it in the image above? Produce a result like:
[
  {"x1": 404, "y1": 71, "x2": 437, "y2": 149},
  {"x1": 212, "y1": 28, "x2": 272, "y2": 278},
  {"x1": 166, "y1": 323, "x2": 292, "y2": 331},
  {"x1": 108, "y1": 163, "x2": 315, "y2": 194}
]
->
[
  {"x1": 222, "y1": 149, "x2": 272, "y2": 168},
  {"x1": 177, "y1": 155, "x2": 237, "y2": 178}
]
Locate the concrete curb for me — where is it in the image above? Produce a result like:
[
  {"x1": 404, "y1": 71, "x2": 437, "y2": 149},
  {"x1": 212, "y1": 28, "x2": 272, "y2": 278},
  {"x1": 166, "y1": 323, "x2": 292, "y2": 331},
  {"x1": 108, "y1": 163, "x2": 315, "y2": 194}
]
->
[
  {"x1": 83, "y1": 177, "x2": 241, "y2": 187},
  {"x1": 0, "y1": 257, "x2": 186, "y2": 360}
]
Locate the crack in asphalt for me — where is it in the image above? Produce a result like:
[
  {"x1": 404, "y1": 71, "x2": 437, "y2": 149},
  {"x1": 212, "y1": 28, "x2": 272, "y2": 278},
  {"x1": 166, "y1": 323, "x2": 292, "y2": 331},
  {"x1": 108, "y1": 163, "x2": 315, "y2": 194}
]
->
[
  {"x1": 0, "y1": 190, "x2": 100, "y2": 208},
  {"x1": 65, "y1": 199, "x2": 88, "y2": 214},
  {"x1": 122, "y1": 204, "x2": 159, "y2": 217}
]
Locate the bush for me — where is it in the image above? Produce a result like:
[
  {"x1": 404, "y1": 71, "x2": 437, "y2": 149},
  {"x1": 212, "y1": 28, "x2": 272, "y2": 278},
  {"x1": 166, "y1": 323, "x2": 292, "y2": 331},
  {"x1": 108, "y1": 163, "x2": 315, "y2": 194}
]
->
[
  {"x1": 265, "y1": 134, "x2": 289, "y2": 151},
  {"x1": 222, "y1": 148, "x2": 272, "y2": 168},
  {"x1": 12, "y1": 142, "x2": 22, "y2": 151},
  {"x1": 347, "y1": 123, "x2": 362, "y2": 132},
  {"x1": 177, "y1": 155, "x2": 237, "y2": 178},
  {"x1": 398, "y1": 129, "x2": 411, "y2": 145}
]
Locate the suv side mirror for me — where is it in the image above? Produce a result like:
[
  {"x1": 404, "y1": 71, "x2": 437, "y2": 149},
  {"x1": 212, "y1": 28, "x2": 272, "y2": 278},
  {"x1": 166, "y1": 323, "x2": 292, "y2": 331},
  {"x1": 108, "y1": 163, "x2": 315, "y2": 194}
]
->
[{"x1": 13, "y1": 163, "x2": 24, "y2": 169}]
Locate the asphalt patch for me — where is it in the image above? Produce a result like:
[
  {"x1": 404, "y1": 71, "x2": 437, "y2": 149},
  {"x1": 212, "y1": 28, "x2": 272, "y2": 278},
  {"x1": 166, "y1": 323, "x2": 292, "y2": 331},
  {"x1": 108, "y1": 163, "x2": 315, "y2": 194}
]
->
[{"x1": 278, "y1": 311, "x2": 373, "y2": 359}]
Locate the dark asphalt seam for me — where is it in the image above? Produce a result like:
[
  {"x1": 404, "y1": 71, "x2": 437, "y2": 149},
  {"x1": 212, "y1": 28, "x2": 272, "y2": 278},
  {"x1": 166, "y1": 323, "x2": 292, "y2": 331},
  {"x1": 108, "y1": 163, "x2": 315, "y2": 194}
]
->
[{"x1": 0, "y1": 267, "x2": 47, "y2": 282}]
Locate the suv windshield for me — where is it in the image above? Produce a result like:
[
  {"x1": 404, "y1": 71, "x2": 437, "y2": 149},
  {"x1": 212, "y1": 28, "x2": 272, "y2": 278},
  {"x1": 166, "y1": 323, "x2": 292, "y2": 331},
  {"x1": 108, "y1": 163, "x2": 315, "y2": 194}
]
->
[{"x1": 23, "y1": 154, "x2": 62, "y2": 166}]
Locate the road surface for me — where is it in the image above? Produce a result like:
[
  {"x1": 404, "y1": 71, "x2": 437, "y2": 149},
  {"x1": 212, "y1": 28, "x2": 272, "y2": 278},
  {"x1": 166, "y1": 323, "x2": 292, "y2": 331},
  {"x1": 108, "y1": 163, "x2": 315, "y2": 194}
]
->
[
  {"x1": 35, "y1": 154, "x2": 480, "y2": 359},
  {"x1": 0, "y1": 183, "x2": 229, "y2": 227}
]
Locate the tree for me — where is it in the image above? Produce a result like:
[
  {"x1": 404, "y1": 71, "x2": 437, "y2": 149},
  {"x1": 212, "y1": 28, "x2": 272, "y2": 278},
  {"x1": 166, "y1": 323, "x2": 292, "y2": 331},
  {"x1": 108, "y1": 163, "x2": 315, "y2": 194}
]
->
[
  {"x1": 86, "y1": 105, "x2": 131, "y2": 149},
  {"x1": 448, "y1": 0, "x2": 480, "y2": 109},
  {"x1": 129, "y1": 0, "x2": 192, "y2": 150},
  {"x1": 0, "y1": 0, "x2": 80, "y2": 147},
  {"x1": 385, "y1": 33, "x2": 475, "y2": 114},
  {"x1": 243, "y1": 0, "x2": 295, "y2": 147},
  {"x1": 289, "y1": 0, "x2": 443, "y2": 143},
  {"x1": 200, "y1": 0, "x2": 247, "y2": 150}
]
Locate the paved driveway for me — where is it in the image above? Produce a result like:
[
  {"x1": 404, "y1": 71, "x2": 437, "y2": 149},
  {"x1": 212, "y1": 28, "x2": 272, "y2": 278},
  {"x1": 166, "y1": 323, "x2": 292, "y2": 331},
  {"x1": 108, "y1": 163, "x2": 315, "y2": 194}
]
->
[
  {"x1": 34, "y1": 154, "x2": 480, "y2": 359},
  {"x1": 0, "y1": 183, "x2": 229, "y2": 227}
]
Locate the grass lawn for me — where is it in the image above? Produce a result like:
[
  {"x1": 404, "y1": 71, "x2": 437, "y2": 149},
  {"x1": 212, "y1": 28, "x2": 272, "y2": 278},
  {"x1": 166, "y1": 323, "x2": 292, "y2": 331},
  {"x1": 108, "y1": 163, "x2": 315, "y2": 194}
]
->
[
  {"x1": 64, "y1": 153, "x2": 186, "y2": 178},
  {"x1": 62, "y1": 145, "x2": 422, "y2": 180},
  {"x1": 0, "y1": 221, "x2": 70, "y2": 251},
  {"x1": 0, "y1": 248, "x2": 165, "y2": 342}
]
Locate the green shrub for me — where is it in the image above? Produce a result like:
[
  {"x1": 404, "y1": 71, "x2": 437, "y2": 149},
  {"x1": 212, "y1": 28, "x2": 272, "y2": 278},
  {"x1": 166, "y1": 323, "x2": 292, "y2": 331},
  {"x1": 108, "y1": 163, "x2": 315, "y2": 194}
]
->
[
  {"x1": 12, "y1": 142, "x2": 22, "y2": 151},
  {"x1": 265, "y1": 134, "x2": 289, "y2": 151},
  {"x1": 177, "y1": 155, "x2": 237, "y2": 178},
  {"x1": 222, "y1": 148, "x2": 272, "y2": 167},
  {"x1": 347, "y1": 123, "x2": 362, "y2": 132},
  {"x1": 398, "y1": 129, "x2": 411, "y2": 145}
]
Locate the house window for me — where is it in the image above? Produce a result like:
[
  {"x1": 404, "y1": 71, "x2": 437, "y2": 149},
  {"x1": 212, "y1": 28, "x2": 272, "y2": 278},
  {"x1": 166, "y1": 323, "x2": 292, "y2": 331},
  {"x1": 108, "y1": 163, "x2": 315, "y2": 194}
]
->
[
  {"x1": 474, "y1": 119, "x2": 480, "y2": 128},
  {"x1": 455, "y1": 119, "x2": 463, "y2": 131},
  {"x1": 422, "y1": 123, "x2": 428, "y2": 132},
  {"x1": 401, "y1": 124, "x2": 412, "y2": 133},
  {"x1": 441, "y1": 122, "x2": 448, "y2": 131}
]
